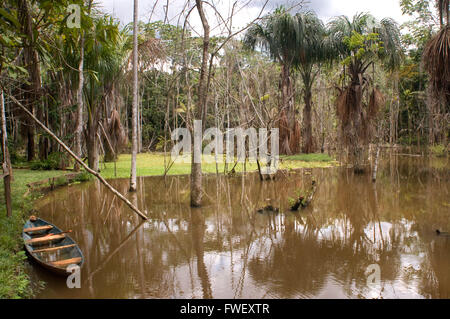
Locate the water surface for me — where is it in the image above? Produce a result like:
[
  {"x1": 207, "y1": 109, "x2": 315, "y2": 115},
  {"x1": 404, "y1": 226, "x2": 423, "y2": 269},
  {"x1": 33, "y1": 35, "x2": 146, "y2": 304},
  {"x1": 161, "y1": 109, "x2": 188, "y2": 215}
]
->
[{"x1": 30, "y1": 152, "x2": 450, "y2": 298}]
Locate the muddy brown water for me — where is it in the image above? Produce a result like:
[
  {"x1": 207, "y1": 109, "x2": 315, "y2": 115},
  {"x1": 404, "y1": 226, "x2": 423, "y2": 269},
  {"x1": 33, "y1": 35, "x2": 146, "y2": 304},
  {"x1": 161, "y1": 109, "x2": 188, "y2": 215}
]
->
[{"x1": 29, "y1": 152, "x2": 449, "y2": 299}]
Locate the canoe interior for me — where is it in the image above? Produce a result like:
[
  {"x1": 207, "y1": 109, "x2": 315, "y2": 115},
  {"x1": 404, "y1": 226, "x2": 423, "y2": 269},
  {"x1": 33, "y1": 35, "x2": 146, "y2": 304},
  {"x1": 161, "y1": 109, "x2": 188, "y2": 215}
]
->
[{"x1": 23, "y1": 217, "x2": 84, "y2": 276}]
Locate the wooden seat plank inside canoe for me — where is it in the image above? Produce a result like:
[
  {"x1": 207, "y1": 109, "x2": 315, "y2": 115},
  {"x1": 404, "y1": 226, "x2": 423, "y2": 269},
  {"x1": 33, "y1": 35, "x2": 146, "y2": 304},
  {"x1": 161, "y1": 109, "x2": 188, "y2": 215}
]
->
[
  {"x1": 24, "y1": 225, "x2": 53, "y2": 233},
  {"x1": 51, "y1": 257, "x2": 82, "y2": 267},
  {"x1": 25, "y1": 234, "x2": 65, "y2": 245},
  {"x1": 32, "y1": 244, "x2": 76, "y2": 253}
]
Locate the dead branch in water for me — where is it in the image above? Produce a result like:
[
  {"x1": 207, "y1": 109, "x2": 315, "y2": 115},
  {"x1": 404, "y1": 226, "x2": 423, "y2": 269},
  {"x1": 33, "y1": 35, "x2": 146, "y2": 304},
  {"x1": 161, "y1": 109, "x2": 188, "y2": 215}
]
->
[{"x1": 290, "y1": 180, "x2": 317, "y2": 211}]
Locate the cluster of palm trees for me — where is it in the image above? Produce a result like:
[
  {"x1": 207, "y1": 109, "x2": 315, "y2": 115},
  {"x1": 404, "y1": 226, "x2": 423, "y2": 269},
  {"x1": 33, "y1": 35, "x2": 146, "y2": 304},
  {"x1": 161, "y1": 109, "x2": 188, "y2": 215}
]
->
[{"x1": 244, "y1": 8, "x2": 403, "y2": 169}]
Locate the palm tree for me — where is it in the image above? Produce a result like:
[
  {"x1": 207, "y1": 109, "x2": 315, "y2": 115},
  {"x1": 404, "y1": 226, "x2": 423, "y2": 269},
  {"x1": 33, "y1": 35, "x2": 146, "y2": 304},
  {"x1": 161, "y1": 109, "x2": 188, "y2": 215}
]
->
[
  {"x1": 244, "y1": 8, "x2": 301, "y2": 154},
  {"x1": 293, "y1": 12, "x2": 328, "y2": 154},
  {"x1": 328, "y1": 13, "x2": 402, "y2": 172},
  {"x1": 130, "y1": 0, "x2": 138, "y2": 192},
  {"x1": 423, "y1": 0, "x2": 449, "y2": 118},
  {"x1": 82, "y1": 16, "x2": 123, "y2": 171}
]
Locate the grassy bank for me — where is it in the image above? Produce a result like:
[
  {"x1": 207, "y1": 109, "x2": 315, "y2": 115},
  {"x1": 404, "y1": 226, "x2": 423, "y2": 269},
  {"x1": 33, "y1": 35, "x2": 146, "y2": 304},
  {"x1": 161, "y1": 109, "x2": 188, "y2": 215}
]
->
[
  {"x1": 0, "y1": 169, "x2": 69, "y2": 298},
  {"x1": 99, "y1": 152, "x2": 337, "y2": 179},
  {"x1": 0, "y1": 152, "x2": 335, "y2": 298}
]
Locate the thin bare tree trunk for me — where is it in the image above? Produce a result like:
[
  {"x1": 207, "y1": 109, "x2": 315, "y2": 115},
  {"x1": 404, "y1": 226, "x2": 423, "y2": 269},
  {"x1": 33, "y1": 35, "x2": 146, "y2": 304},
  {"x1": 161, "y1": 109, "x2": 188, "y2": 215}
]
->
[
  {"x1": 1, "y1": 90, "x2": 12, "y2": 217},
  {"x1": 8, "y1": 93, "x2": 148, "y2": 220},
  {"x1": 130, "y1": 0, "x2": 139, "y2": 192},
  {"x1": 191, "y1": 0, "x2": 210, "y2": 207},
  {"x1": 74, "y1": 38, "x2": 84, "y2": 171},
  {"x1": 75, "y1": 1, "x2": 93, "y2": 170},
  {"x1": 372, "y1": 145, "x2": 380, "y2": 182}
]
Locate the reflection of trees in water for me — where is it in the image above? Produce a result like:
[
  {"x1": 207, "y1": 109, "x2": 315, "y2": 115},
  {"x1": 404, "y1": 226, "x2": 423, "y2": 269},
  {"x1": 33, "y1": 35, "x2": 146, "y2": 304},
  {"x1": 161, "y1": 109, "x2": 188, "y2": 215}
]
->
[
  {"x1": 190, "y1": 211, "x2": 212, "y2": 298},
  {"x1": 35, "y1": 156, "x2": 450, "y2": 298}
]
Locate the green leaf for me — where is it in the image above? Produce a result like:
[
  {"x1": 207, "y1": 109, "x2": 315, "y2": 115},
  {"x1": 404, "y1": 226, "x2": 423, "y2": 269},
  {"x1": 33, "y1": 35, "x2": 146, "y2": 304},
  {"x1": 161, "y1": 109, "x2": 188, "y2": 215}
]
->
[{"x1": 0, "y1": 8, "x2": 20, "y2": 29}]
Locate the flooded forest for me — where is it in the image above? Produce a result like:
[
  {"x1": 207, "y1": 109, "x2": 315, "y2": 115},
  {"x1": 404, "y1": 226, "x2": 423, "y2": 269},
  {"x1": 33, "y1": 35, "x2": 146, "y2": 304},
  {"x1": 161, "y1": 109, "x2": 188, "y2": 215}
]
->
[{"x1": 0, "y1": 0, "x2": 449, "y2": 300}]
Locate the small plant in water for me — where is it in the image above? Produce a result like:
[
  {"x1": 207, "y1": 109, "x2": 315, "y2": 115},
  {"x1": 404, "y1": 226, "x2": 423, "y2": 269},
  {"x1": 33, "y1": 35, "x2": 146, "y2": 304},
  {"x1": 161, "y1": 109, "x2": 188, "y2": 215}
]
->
[{"x1": 74, "y1": 171, "x2": 93, "y2": 182}]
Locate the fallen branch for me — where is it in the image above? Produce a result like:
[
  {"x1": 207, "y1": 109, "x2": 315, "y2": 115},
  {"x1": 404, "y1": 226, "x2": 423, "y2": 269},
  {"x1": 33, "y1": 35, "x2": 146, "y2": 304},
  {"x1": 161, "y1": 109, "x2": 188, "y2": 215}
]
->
[{"x1": 7, "y1": 93, "x2": 148, "y2": 220}]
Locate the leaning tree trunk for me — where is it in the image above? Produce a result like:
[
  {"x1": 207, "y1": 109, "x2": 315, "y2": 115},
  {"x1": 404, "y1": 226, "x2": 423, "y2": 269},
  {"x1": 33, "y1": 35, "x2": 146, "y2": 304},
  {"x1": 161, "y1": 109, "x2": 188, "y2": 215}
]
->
[
  {"x1": 8, "y1": 93, "x2": 147, "y2": 220},
  {"x1": 191, "y1": 0, "x2": 210, "y2": 207},
  {"x1": 130, "y1": 0, "x2": 139, "y2": 192}
]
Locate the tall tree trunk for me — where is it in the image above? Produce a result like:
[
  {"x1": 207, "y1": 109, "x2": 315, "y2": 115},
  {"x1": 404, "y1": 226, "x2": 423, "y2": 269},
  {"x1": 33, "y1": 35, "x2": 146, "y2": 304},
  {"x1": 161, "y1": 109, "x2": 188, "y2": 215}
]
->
[
  {"x1": 279, "y1": 64, "x2": 291, "y2": 155},
  {"x1": 74, "y1": 29, "x2": 85, "y2": 171},
  {"x1": 130, "y1": 0, "x2": 139, "y2": 192},
  {"x1": 1, "y1": 90, "x2": 12, "y2": 217},
  {"x1": 191, "y1": 0, "x2": 210, "y2": 207},
  {"x1": 86, "y1": 122, "x2": 99, "y2": 172},
  {"x1": 19, "y1": 0, "x2": 41, "y2": 162},
  {"x1": 279, "y1": 63, "x2": 299, "y2": 155},
  {"x1": 390, "y1": 72, "x2": 399, "y2": 145},
  {"x1": 354, "y1": 87, "x2": 364, "y2": 173},
  {"x1": 75, "y1": 0, "x2": 93, "y2": 166},
  {"x1": 302, "y1": 89, "x2": 314, "y2": 153}
]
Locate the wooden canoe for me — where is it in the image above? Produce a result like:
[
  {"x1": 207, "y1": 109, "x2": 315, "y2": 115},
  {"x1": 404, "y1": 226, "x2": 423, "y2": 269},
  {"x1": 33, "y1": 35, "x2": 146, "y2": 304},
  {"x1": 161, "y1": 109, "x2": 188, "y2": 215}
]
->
[{"x1": 23, "y1": 217, "x2": 84, "y2": 276}]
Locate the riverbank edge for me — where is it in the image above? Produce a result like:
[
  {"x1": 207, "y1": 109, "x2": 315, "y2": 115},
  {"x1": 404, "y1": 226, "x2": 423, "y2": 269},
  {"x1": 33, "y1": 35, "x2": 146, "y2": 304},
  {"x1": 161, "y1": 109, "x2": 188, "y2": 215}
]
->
[{"x1": 0, "y1": 192, "x2": 37, "y2": 298}]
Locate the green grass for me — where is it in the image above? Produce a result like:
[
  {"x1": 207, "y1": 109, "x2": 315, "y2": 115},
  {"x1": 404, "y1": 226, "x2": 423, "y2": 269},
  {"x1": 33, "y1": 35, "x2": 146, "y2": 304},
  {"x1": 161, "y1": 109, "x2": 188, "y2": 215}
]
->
[
  {"x1": 281, "y1": 153, "x2": 334, "y2": 162},
  {"x1": 0, "y1": 169, "x2": 69, "y2": 299},
  {"x1": 4, "y1": 170, "x2": 71, "y2": 206},
  {"x1": 99, "y1": 152, "x2": 337, "y2": 179}
]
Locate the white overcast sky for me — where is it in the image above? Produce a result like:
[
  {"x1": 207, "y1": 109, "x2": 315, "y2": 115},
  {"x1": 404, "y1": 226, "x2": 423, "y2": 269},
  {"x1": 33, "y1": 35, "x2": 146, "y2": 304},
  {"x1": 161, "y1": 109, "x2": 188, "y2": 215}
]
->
[{"x1": 96, "y1": 0, "x2": 411, "y2": 33}]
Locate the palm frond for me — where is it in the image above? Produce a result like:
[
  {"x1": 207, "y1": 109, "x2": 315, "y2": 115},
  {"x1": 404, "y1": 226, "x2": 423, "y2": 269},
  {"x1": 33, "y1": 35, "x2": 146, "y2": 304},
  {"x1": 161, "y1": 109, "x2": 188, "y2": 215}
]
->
[
  {"x1": 423, "y1": 25, "x2": 450, "y2": 101},
  {"x1": 377, "y1": 18, "x2": 403, "y2": 71}
]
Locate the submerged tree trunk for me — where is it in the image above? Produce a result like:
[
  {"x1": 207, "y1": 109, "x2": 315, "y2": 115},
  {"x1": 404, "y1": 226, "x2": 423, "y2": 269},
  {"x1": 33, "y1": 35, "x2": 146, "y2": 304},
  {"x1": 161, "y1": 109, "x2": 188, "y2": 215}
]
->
[
  {"x1": 351, "y1": 72, "x2": 365, "y2": 173},
  {"x1": 191, "y1": 0, "x2": 210, "y2": 207},
  {"x1": 130, "y1": 0, "x2": 139, "y2": 192}
]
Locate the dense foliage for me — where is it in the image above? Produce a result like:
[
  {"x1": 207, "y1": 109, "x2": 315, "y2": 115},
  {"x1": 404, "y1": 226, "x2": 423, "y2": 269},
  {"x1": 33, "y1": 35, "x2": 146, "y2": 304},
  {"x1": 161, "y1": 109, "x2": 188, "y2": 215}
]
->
[{"x1": 0, "y1": 0, "x2": 448, "y2": 171}]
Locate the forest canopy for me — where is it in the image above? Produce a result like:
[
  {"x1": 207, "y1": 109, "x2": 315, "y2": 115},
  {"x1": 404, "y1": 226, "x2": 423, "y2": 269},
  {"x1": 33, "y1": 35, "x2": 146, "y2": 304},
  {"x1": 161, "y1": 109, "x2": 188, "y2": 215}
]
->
[{"x1": 0, "y1": 0, "x2": 448, "y2": 176}]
